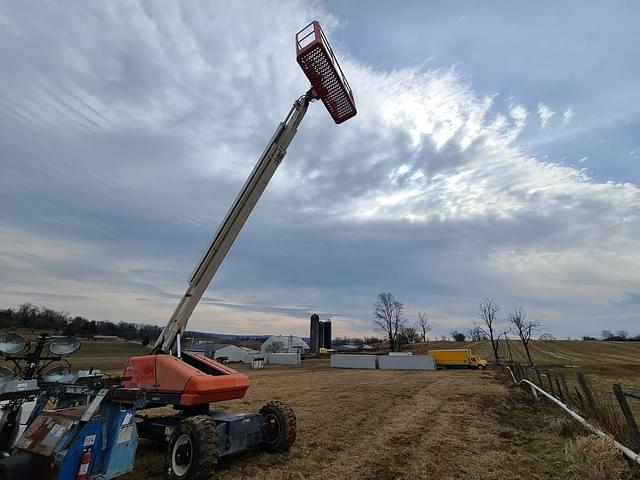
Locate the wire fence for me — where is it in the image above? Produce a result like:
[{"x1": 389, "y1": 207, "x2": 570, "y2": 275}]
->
[{"x1": 501, "y1": 362, "x2": 640, "y2": 452}]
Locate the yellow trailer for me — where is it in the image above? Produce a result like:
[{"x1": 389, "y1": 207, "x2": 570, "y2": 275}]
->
[{"x1": 427, "y1": 349, "x2": 488, "y2": 369}]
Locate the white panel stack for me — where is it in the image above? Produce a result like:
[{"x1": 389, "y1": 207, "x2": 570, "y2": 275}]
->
[
  {"x1": 330, "y1": 354, "x2": 378, "y2": 369},
  {"x1": 377, "y1": 355, "x2": 436, "y2": 370},
  {"x1": 265, "y1": 352, "x2": 301, "y2": 365}
]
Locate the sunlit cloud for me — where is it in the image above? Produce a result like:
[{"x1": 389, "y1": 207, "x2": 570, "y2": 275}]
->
[{"x1": 0, "y1": 1, "x2": 638, "y2": 339}]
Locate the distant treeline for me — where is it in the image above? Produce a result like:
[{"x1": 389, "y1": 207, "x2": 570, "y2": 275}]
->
[
  {"x1": 0, "y1": 304, "x2": 162, "y2": 345},
  {"x1": 586, "y1": 329, "x2": 640, "y2": 342},
  {"x1": 333, "y1": 336, "x2": 383, "y2": 346},
  {"x1": 184, "y1": 331, "x2": 269, "y2": 342}
]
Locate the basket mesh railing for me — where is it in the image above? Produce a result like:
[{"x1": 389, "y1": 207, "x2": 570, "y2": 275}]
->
[{"x1": 296, "y1": 21, "x2": 357, "y2": 124}]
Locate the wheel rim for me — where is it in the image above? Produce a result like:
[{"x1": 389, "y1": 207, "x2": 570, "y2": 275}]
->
[
  {"x1": 264, "y1": 413, "x2": 281, "y2": 444},
  {"x1": 172, "y1": 434, "x2": 193, "y2": 477}
]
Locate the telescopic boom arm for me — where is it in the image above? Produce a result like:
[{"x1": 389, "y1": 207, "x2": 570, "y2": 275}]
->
[
  {"x1": 154, "y1": 20, "x2": 356, "y2": 354},
  {"x1": 153, "y1": 92, "x2": 313, "y2": 353}
]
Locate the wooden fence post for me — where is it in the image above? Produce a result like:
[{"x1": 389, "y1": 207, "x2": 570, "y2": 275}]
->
[
  {"x1": 560, "y1": 376, "x2": 571, "y2": 405},
  {"x1": 574, "y1": 386, "x2": 585, "y2": 414},
  {"x1": 547, "y1": 374, "x2": 556, "y2": 398},
  {"x1": 514, "y1": 363, "x2": 522, "y2": 381},
  {"x1": 535, "y1": 367, "x2": 544, "y2": 390},
  {"x1": 613, "y1": 384, "x2": 640, "y2": 449},
  {"x1": 576, "y1": 372, "x2": 598, "y2": 419},
  {"x1": 555, "y1": 377, "x2": 565, "y2": 403},
  {"x1": 530, "y1": 383, "x2": 538, "y2": 400}
]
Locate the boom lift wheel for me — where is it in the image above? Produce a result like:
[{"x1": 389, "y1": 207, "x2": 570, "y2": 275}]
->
[
  {"x1": 259, "y1": 400, "x2": 297, "y2": 453},
  {"x1": 166, "y1": 415, "x2": 218, "y2": 480}
]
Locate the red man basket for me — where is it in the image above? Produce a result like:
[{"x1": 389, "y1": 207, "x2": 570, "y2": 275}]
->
[{"x1": 296, "y1": 21, "x2": 357, "y2": 124}]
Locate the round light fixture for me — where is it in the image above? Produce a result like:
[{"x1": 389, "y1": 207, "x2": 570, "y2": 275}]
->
[
  {"x1": 48, "y1": 336, "x2": 81, "y2": 356},
  {"x1": 0, "y1": 333, "x2": 29, "y2": 356},
  {"x1": 40, "y1": 365, "x2": 71, "y2": 383}
]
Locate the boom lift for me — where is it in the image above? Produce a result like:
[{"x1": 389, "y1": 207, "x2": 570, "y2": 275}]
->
[
  {"x1": 121, "y1": 20, "x2": 357, "y2": 479},
  {"x1": 0, "y1": 21, "x2": 356, "y2": 480},
  {"x1": 0, "y1": 20, "x2": 354, "y2": 480}
]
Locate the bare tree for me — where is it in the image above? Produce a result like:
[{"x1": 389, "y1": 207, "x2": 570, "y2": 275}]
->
[
  {"x1": 475, "y1": 298, "x2": 501, "y2": 363},
  {"x1": 601, "y1": 329, "x2": 614, "y2": 340},
  {"x1": 416, "y1": 312, "x2": 431, "y2": 342},
  {"x1": 468, "y1": 326, "x2": 487, "y2": 341},
  {"x1": 399, "y1": 326, "x2": 419, "y2": 345},
  {"x1": 509, "y1": 305, "x2": 542, "y2": 366},
  {"x1": 451, "y1": 330, "x2": 466, "y2": 342},
  {"x1": 374, "y1": 292, "x2": 406, "y2": 352}
]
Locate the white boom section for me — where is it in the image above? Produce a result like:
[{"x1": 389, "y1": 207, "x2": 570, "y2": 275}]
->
[{"x1": 154, "y1": 93, "x2": 313, "y2": 353}]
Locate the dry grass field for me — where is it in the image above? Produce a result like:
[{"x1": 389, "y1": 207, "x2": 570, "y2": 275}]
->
[
  {"x1": 3, "y1": 338, "x2": 638, "y2": 478},
  {"x1": 411, "y1": 339, "x2": 640, "y2": 369},
  {"x1": 127, "y1": 360, "x2": 635, "y2": 480},
  {"x1": 69, "y1": 340, "x2": 151, "y2": 371},
  {"x1": 411, "y1": 339, "x2": 640, "y2": 397}
]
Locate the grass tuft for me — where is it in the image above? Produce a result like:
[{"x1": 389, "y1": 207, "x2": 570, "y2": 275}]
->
[
  {"x1": 564, "y1": 435, "x2": 631, "y2": 480},
  {"x1": 550, "y1": 416, "x2": 585, "y2": 438}
]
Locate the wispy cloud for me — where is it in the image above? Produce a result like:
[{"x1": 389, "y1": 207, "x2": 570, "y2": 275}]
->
[
  {"x1": 562, "y1": 107, "x2": 575, "y2": 125},
  {"x1": 537, "y1": 102, "x2": 555, "y2": 129}
]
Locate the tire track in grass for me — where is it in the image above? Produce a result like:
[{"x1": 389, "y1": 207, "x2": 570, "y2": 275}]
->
[{"x1": 311, "y1": 376, "x2": 448, "y2": 480}]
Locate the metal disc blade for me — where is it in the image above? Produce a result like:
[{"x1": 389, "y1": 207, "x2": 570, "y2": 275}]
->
[
  {"x1": 48, "y1": 336, "x2": 81, "y2": 356},
  {"x1": 40, "y1": 365, "x2": 71, "y2": 383},
  {"x1": 0, "y1": 333, "x2": 28, "y2": 356}
]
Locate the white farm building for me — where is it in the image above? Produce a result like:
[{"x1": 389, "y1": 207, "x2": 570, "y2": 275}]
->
[
  {"x1": 213, "y1": 345, "x2": 258, "y2": 363},
  {"x1": 184, "y1": 343, "x2": 258, "y2": 363},
  {"x1": 260, "y1": 336, "x2": 309, "y2": 354}
]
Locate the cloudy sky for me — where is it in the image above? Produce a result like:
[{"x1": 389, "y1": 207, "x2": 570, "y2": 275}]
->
[{"x1": 1, "y1": 1, "x2": 639, "y2": 339}]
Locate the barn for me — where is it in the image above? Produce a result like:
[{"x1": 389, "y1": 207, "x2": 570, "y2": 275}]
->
[
  {"x1": 213, "y1": 345, "x2": 258, "y2": 363},
  {"x1": 184, "y1": 343, "x2": 259, "y2": 363},
  {"x1": 184, "y1": 343, "x2": 229, "y2": 358},
  {"x1": 260, "y1": 335, "x2": 309, "y2": 354}
]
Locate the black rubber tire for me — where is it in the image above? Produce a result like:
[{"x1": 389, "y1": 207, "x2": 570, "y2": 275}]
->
[
  {"x1": 259, "y1": 400, "x2": 296, "y2": 454},
  {"x1": 166, "y1": 415, "x2": 218, "y2": 480}
]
